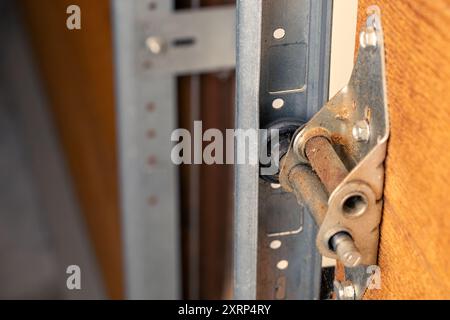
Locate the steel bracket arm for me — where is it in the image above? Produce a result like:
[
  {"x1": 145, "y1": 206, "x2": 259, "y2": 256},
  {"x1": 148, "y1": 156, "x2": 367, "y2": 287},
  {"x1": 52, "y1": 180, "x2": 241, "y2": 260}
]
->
[{"x1": 279, "y1": 6, "x2": 389, "y2": 298}]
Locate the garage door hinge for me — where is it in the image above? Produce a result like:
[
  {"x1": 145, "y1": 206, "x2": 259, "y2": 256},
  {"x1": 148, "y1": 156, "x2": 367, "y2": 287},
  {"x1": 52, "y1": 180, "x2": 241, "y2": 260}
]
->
[{"x1": 276, "y1": 6, "x2": 389, "y2": 300}]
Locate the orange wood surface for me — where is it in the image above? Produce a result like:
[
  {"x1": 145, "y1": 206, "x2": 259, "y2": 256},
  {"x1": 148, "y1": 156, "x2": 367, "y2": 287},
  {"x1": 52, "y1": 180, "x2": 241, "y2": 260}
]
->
[
  {"x1": 357, "y1": 0, "x2": 450, "y2": 299},
  {"x1": 19, "y1": 0, "x2": 123, "y2": 298}
]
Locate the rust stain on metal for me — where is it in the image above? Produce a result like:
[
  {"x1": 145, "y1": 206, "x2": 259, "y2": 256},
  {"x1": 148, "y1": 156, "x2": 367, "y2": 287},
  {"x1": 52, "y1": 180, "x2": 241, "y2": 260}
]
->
[
  {"x1": 365, "y1": 106, "x2": 372, "y2": 123},
  {"x1": 288, "y1": 165, "x2": 328, "y2": 226},
  {"x1": 333, "y1": 102, "x2": 355, "y2": 121},
  {"x1": 335, "y1": 107, "x2": 351, "y2": 120},
  {"x1": 280, "y1": 145, "x2": 329, "y2": 226},
  {"x1": 330, "y1": 133, "x2": 346, "y2": 145},
  {"x1": 331, "y1": 132, "x2": 355, "y2": 155},
  {"x1": 305, "y1": 136, "x2": 349, "y2": 194}
]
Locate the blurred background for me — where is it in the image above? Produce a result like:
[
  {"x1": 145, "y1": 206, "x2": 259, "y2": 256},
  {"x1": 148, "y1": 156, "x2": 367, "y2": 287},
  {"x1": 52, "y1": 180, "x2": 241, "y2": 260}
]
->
[{"x1": 0, "y1": 0, "x2": 235, "y2": 299}]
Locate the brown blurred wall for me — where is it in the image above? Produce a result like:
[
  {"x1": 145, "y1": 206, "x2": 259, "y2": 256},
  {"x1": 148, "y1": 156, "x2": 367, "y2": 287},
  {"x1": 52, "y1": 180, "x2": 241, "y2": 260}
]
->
[
  {"x1": 19, "y1": 0, "x2": 235, "y2": 299},
  {"x1": 19, "y1": 0, "x2": 122, "y2": 298}
]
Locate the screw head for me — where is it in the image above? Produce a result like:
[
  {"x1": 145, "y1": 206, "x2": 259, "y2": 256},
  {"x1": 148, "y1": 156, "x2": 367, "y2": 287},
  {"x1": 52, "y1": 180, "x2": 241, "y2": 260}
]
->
[
  {"x1": 352, "y1": 120, "x2": 371, "y2": 142},
  {"x1": 334, "y1": 280, "x2": 356, "y2": 300},
  {"x1": 360, "y1": 26, "x2": 378, "y2": 49},
  {"x1": 145, "y1": 36, "x2": 166, "y2": 55}
]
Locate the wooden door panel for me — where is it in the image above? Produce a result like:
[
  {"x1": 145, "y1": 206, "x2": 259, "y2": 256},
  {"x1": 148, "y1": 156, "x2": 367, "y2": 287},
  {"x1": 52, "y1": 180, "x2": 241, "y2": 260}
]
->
[{"x1": 357, "y1": 0, "x2": 450, "y2": 299}]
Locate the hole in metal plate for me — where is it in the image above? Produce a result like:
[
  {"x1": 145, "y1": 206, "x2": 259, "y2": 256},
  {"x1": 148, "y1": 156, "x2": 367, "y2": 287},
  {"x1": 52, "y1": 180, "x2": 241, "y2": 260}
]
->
[
  {"x1": 270, "y1": 240, "x2": 282, "y2": 250},
  {"x1": 272, "y1": 98, "x2": 285, "y2": 109},
  {"x1": 273, "y1": 28, "x2": 286, "y2": 40},
  {"x1": 172, "y1": 37, "x2": 196, "y2": 47},
  {"x1": 277, "y1": 260, "x2": 289, "y2": 270}
]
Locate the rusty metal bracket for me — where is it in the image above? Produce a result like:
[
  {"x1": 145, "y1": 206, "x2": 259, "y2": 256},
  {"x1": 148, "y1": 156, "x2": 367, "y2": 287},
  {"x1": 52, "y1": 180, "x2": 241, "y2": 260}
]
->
[
  {"x1": 279, "y1": 6, "x2": 389, "y2": 298},
  {"x1": 235, "y1": 0, "x2": 333, "y2": 300}
]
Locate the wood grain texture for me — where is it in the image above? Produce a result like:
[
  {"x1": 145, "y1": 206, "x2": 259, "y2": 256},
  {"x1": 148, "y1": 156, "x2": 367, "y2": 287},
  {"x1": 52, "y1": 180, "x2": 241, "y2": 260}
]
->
[
  {"x1": 357, "y1": 0, "x2": 450, "y2": 299},
  {"x1": 19, "y1": 0, "x2": 123, "y2": 298}
]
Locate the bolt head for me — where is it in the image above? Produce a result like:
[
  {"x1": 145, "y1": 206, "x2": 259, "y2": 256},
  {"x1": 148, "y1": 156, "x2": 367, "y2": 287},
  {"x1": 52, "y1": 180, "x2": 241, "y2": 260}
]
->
[
  {"x1": 360, "y1": 27, "x2": 378, "y2": 49},
  {"x1": 334, "y1": 280, "x2": 356, "y2": 300},
  {"x1": 146, "y1": 37, "x2": 166, "y2": 55},
  {"x1": 352, "y1": 120, "x2": 371, "y2": 142}
]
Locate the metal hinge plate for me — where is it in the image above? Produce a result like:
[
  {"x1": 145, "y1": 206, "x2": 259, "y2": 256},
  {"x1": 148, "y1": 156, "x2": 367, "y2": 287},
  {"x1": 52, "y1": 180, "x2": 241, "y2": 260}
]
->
[{"x1": 279, "y1": 5, "x2": 389, "y2": 300}]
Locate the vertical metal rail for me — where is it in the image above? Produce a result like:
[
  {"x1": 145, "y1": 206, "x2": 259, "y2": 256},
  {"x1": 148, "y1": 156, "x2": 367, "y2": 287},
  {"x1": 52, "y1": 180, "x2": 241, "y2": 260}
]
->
[
  {"x1": 113, "y1": 0, "x2": 181, "y2": 299},
  {"x1": 234, "y1": 0, "x2": 263, "y2": 300},
  {"x1": 235, "y1": 0, "x2": 333, "y2": 299},
  {"x1": 113, "y1": 0, "x2": 235, "y2": 299}
]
